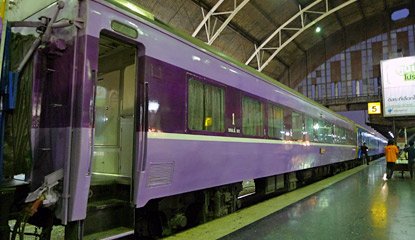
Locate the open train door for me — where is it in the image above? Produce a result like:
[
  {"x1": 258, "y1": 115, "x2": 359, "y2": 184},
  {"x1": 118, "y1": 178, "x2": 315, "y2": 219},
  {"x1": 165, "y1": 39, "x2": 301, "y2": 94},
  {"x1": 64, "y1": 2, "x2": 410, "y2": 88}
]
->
[{"x1": 85, "y1": 31, "x2": 141, "y2": 236}]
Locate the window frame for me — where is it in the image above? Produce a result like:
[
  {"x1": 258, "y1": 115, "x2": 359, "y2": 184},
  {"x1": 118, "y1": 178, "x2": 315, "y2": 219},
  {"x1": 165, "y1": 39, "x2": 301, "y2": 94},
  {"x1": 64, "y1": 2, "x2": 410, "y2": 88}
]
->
[
  {"x1": 241, "y1": 95, "x2": 265, "y2": 137},
  {"x1": 267, "y1": 102, "x2": 285, "y2": 140},
  {"x1": 187, "y1": 75, "x2": 226, "y2": 134}
]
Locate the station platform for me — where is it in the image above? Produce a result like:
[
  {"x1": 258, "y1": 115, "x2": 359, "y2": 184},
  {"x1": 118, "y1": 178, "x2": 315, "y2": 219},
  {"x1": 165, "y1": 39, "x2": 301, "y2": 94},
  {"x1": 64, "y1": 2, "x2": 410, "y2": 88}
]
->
[{"x1": 166, "y1": 158, "x2": 415, "y2": 240}]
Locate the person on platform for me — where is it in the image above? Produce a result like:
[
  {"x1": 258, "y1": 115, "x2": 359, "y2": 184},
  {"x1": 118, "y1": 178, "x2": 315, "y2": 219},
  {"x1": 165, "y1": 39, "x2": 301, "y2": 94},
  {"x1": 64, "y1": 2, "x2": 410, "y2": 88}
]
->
[
  {"x1": 360, "y1": 142, "x2": 369, "y2": 165},
  {"x1": 404, "y1": 140, "x2": 415, "y2": 179},
  {"x1": 385, "y1": 139, "x2": 399, "y2": 179}
]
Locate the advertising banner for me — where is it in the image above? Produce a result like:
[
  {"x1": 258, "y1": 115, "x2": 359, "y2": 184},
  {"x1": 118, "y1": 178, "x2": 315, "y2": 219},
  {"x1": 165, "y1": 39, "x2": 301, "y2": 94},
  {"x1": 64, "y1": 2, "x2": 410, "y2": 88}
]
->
[{"x1": 381, "y1": 56, "x2": 415, "y2": 117}]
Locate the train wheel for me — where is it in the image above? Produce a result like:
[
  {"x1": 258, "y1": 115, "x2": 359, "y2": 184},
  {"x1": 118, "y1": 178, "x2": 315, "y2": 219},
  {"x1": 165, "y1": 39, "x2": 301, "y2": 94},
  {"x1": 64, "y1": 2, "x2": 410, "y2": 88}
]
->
[
  {"x1": 135, "y1": 204, "x2": 162, "y2": 238},
  {"x1": 185, "y1": 202, "x2": 201, "y2": 228}
]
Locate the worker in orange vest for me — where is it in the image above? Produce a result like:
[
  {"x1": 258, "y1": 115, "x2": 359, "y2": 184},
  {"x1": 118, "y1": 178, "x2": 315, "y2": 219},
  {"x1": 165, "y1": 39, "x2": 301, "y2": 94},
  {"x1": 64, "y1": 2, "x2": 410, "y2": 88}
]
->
[{"x1": 385, "y1": 139, "x2": 399, "y2": 179}]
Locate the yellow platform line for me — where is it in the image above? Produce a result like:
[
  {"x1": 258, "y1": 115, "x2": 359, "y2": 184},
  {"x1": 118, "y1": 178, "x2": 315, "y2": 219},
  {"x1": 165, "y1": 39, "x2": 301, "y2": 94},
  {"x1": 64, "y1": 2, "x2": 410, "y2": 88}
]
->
[{"x1": 164, "y1": 164, "x2": 367, "y2": 240}]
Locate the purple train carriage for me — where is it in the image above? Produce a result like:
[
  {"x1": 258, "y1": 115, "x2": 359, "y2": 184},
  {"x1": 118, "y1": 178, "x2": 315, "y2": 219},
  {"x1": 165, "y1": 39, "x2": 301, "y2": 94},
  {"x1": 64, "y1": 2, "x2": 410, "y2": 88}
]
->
[{"x1": 0, "y1": 0, "x2": 386, "y2": 238}]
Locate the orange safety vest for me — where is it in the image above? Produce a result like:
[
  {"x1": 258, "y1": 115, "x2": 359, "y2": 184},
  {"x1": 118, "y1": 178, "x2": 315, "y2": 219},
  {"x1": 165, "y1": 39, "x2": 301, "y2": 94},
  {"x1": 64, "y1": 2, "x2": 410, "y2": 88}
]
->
[{"x1": 384, "y1": 145, "x2": 399, "y2": 163}]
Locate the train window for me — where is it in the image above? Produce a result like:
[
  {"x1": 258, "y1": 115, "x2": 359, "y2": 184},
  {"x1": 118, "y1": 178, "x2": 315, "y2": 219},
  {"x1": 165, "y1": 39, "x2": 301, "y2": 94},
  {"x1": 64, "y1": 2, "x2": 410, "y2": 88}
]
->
[
  {"x1": 312, "y1": 119, "x2": 321, "y2": 142},
  {"x1": 336, "y1": 127, "x2": 346, "y2": 144},
  {"x1": 315, "y1": 120, "x2": 332, "y2": 143},
  {"x1": 304, "y1": 116, "x2": 314, "y2": 142},
  {"x1": 268, "y1": 104, "x2": 284, "y2": 139},
  {"x1": 332, "y1": 125, "x2": 337, "y2": 143},
  {"x1": 345, "y1": 129, "x2": 353, "y2": 145},
  {"x1": 350, "y1": 130, "x2": 357, "y2": 144},
  {"x1": 283, "y1": 110, "x2": 292, "y2": 140},
  {"x1": 344, "y1": 128, "x2": 350, "y2": 144},
  {"x1": 188, "y1": 79, "x2": 224, "y2": 132},
  {"x1": 111, "y1": 20, "x2": 138, "y2": 39},
  {"x1": 325, "y1": 122, "x2": 334, "y2": 143},
  {"x1": 315, "y1": 120, "x2": 324, "y2": 142},
  {"x1": 242, "y1": 96, "x2": 264, "y2": 136},
  {"x1": 292, "y1": 112, "x2": 303, "y2": 140}
]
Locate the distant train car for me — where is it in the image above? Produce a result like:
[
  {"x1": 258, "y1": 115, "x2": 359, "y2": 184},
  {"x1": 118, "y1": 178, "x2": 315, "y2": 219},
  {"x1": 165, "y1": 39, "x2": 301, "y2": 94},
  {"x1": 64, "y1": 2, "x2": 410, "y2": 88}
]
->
[
  {"x1": 2, "y1": 0, "x2": 387, "y2": 238},
  {"x1": 357, "y1": 125, "x2": 387, "y2": 160}
]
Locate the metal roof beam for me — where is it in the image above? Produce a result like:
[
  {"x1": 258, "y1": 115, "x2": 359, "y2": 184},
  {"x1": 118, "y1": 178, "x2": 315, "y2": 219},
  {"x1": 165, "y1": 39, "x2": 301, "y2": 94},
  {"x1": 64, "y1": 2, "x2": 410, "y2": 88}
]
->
[
  {"x1": 192, "y1": 0, "x2": 225, "y2": 38},
  {"x1": 190, "y1": 0, "x2": 289, "y2": 68},
  {"x1": 250, "y1": 1, "x2": 306, "y2": 55},
  {"x1": 192, "y1": 0, "x2": 250, "y2": 45},
  {"x1": 245, "y1": 0, "x2": 357, "y2": 72},
  {"x1": 191, "y1": 0, "x2": 257, "y2": 43}
]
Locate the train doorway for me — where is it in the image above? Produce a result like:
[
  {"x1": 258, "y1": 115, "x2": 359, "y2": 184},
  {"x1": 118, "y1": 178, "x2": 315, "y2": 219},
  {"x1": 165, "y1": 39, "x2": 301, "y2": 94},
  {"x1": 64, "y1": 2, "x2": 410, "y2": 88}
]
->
[{"x1": 87, "y1": 33, "x2": 137, "y2": 234}]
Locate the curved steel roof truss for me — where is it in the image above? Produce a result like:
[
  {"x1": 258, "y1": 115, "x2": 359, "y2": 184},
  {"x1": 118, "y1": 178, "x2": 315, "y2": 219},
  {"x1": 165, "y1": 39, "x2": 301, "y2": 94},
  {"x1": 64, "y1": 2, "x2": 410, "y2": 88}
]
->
[
  {"x1": 192, "y1": 0, "x2": 250, "y2": 45},
  {"x1": 245, "y1": 0, "x2": 357, "y2": 72}
]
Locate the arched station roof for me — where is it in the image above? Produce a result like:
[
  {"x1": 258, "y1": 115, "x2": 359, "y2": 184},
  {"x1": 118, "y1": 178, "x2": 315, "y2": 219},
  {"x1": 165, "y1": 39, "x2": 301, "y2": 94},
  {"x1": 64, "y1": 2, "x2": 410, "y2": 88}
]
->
[{"x1": 134, "y1": 0, "x2": 415, "y2": 88}]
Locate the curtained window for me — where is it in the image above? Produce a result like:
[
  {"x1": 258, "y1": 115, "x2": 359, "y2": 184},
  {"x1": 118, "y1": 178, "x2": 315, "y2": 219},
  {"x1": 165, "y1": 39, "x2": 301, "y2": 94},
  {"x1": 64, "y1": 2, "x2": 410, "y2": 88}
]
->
[
  {"x1": 292, "y1": 112, "x2": 303, "y2": 140},
  {"x1": 268, "y1": 104, "x2": 284, "y2": 139},
  {"x1": 304, "y1": 116, "x2": 315, "y2": 141},
  {"x1": 336, "y1": 127, "x2": 346, "y2": 144},
  {"x1": 347, "y1": 129, "x2": 356, "y2": 144},
  {"x1": 324, "y1": 122, "x2": 334, "y2": 143},
  {"x1": 188, "y1": 78, "x2": 224, "y2": 132},
  {"x1": 242, "y1": 96, "x2": 264, "y2": 136}
]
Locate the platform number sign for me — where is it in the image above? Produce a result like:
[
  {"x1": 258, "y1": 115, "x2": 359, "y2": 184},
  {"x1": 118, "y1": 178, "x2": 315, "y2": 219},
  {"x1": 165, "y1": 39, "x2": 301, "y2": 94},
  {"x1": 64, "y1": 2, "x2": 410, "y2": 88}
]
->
[{"x1": 368, "y1": 102, "x2": 381, "y2": 115}]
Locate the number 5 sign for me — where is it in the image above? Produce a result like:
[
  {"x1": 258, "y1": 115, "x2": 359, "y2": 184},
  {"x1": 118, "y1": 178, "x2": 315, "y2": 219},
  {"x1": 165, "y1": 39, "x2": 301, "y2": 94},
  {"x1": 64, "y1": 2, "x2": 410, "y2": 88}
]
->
[{"x1": 368, "y1": 102, "x2": 381, "y2": 114}]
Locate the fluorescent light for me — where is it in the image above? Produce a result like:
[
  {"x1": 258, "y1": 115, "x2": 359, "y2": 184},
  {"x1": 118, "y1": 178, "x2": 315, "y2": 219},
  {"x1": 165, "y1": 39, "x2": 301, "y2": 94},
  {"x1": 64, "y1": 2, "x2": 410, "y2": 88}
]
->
[{"x1": 315, "y1": 26, "x2": 321, "y2": 33}]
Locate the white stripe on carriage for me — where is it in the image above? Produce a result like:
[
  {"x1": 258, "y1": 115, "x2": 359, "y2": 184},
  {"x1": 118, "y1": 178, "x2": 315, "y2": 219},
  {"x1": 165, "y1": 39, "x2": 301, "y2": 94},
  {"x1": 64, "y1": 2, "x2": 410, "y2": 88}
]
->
[{"x1": 147, "y1": 132, "x2": 356, "y2": 147}]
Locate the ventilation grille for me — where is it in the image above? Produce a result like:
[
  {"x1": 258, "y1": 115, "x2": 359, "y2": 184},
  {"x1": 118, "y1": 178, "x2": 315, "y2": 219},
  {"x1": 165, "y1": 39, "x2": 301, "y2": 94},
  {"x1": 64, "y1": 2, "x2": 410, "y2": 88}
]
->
[{"x1": 147, "y1": 163, "x2": 174, "y2": 187}]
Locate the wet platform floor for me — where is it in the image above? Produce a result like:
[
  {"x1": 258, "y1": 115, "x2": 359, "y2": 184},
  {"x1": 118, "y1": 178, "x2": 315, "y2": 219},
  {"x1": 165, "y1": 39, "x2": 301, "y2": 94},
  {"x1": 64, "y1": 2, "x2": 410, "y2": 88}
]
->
[{"x1": 167, "y1": 158, "x2": 415, "y2": 240}]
